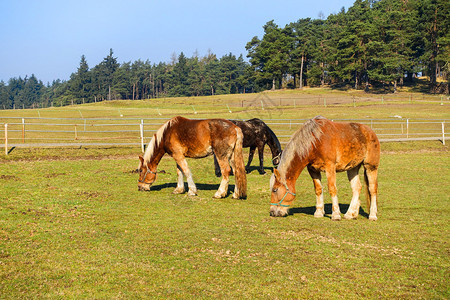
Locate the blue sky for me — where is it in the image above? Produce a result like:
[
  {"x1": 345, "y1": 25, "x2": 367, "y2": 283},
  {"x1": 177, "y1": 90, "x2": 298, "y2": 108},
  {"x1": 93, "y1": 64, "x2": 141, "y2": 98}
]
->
[{"x1": 0, "y1": 0, "x2": 355, "y2": 84}]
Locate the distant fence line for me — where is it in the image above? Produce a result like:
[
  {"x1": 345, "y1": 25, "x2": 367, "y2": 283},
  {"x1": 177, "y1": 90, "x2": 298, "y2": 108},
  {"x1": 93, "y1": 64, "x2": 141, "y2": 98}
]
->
[
  {"x1": 1, "y1": 93, "x2": 448, "y2": 111},
  {"x1": 1, "y1": 117, "x2": 448, "y2": 155}
]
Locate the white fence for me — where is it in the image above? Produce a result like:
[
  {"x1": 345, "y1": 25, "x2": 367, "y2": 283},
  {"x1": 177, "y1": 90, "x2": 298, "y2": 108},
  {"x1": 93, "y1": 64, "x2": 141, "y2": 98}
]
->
[{"x1": 1, "y1": 117, "x2": 448, "y2": 155}]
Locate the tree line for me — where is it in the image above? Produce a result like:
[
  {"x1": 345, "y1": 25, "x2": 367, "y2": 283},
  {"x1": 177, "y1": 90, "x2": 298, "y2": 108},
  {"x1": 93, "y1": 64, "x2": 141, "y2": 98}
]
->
[{"x1": 0, "y1": 0, "x2": 448, "y2": 109}]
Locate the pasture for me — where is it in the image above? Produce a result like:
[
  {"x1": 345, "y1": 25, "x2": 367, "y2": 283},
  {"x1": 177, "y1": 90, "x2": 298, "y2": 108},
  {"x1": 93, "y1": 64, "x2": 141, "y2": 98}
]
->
[{"x1": 0, "y1": 90, "x2": 449, "y2": 298}]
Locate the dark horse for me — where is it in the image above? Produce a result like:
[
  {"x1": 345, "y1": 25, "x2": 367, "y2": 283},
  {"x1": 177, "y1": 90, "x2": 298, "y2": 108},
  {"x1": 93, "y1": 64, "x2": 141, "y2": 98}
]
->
[
  {"x1": 270, "y1": 116, "x2": 380, "y2": 221},
  {"x1": 138, "y1": 116, "x2": 247, "y2": 199},
  {"x1": 214, "y1": 118, "x2": 282, "y2": 176}
]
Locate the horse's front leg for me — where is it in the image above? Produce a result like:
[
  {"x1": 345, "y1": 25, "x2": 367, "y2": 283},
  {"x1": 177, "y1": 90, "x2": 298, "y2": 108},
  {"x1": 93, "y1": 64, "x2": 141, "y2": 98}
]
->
[
  {"x1": 173, "y1": 156, "x2": 197, "y2": 196},
  {"x1": 172, "y1": 164, "x2": 186, "y2": 194},
  {"x1": 344, "y1": 166, "x2": 362, "y2": 220},
  {"x1": 213, "y1": 156, "x2": 231, "y2": 199},
  {"x1": 326, "y1": 166, "x2": 341, "y2": 221},
  {"x1": 257, "y1": 145, "x2": 266, "y2": 174},
  {"x1": 307, "y1": 166, "x2": 324, "y2": 218}
]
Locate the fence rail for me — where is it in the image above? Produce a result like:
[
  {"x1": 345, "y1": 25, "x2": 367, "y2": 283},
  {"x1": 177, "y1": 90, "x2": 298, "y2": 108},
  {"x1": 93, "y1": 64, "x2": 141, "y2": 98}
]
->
[{"x1": 1, "y1": 117, "x2": 448, "y2": 154}]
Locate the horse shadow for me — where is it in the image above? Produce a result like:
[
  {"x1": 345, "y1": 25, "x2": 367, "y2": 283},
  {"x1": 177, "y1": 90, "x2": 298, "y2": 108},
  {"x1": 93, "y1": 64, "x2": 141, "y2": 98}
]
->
[
  {"x1": 245, "y1": 166, "x2": 273, "y2": 175},
  {"x1": 149, "y1": 182, "x2": 231, "y2": 193},
  {"x1": 289, "y1": 203, "x2": 370, "y2": 219}
]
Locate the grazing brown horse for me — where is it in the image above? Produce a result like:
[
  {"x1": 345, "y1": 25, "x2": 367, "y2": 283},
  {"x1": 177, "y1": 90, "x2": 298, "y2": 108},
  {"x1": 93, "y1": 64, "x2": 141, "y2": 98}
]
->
[
  {"x1": 137, "y1": 116, "x2": 247, "y2": 199},
  {"x1": 270, "y1": 116, "x2": 380, "y2": 220},
  {"x1": 214, "y1": 118, "x2": 282, "y2": 176}
]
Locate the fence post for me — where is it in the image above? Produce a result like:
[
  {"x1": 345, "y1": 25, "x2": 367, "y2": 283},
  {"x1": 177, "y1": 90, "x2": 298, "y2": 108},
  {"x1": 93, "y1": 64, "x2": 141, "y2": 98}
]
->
[
  {"x1": 140, "y1": 119, "x2": 145, "y2": 153},
  {"x1": 22, "y1": 118, "x2": 25, "y2": 143},
  {"x1": 406, "y1": 119, "x2": 409, "y2": 139},
  {"x1": 353, "y1": 96, "x2": 356, "y2": 107},
  {"x1": 74, "y1": 125, "x2": 78, "y2": 140},
  {"x1": 261, "y1": 100, "x2": 264, "y2": 110},
  {"x1": 442, "y1": 122, "x2": 446, "y2": 145},
  {"x1": 4, "y1": 124, "x2": 8, "y2": 155},
  {"x1": 323, "y1": 97, "x2": 327, "y2": 107}
]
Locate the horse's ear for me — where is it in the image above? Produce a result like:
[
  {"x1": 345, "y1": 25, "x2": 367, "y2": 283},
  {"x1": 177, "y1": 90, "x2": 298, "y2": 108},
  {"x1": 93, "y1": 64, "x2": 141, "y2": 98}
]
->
[
  {"x1": 273, "y1": 168, "x2": 281, "y2": 181},
  {"x1": 138, "y1": 155, "x2": 144, "y2": 165}
]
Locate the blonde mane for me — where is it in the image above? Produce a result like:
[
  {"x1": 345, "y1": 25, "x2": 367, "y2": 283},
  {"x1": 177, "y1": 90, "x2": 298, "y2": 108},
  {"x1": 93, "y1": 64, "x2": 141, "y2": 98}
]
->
[
  {"x1": 142, "y1": 117, "x2": 178, "y2": 164},
  {"x1": 277, "y1": 116, "x2": 325, "y2": 177}
]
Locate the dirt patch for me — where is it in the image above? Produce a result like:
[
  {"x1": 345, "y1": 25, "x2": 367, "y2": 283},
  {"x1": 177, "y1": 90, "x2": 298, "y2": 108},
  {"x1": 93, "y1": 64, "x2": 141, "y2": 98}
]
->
[
  {"x1": 44, "y1": 173, "x2": 67, "y2": 178},
  {"x1": 77, "y1": 191, "x2": 104, "y2": 199},
  {"x1": 0, "y1": 175, "x2": 19, "y2": 180}
]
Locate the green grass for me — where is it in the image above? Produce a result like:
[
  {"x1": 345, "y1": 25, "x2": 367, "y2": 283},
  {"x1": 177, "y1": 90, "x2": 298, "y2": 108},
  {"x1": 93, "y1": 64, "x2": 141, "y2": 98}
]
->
[
  {"x1": 0, "y1": 90, "x2": 449, "y2": 298},
  {"x1": 0, "y1": 147, "x2": 449, "y2": 298}
]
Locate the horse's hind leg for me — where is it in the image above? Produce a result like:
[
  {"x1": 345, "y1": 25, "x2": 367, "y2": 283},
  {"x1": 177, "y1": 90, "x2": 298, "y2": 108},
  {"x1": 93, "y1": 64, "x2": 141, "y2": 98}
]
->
[
  {"x1": 365, "y1": 168, "x2": 379, "y2": 221},
  {"x1": 173, "y1": 164, "x2": 186, "y2": 194},
  {"x1": 213, "y1": 156, "x2": 231, "y2": 199},
  {"x1": 344, "y1": 166, "x2": 362, "y2": 220},
  {"x1": 246, "y1": 146, "x2": 256, "y2": 173},
  {"x1": 173, "y1": 156, "x2": 197, "y2": 196},
  {"x1": 308, "y1": 166, "x2": 325, "y2": 218}
]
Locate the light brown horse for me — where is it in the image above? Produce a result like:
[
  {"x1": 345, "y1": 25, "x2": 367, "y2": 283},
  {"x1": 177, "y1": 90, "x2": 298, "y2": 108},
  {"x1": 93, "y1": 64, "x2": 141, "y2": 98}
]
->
[
  {"x1": 138, "y1": 116, "x2": 247, "y2": 199},
  {"x1": 270, "y1": 116, "x2": 380, "y2": 220}
]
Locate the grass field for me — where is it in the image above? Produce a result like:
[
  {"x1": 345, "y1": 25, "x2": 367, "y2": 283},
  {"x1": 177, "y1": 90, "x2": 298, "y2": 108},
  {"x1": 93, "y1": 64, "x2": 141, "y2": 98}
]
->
[{"x1": 0, "y1": 90, "x2": 449, "y2": 298}]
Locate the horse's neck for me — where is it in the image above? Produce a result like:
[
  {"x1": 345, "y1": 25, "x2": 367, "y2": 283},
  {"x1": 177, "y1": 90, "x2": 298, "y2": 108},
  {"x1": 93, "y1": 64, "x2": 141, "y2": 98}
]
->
[
  {"x1": 147, "y1": 141, "x2": 165, "y2": 169},
  {"x1": 281, "y1": 152, "x2": 309, "y2": 190},
  {"x1": 266, "y1": 129, "x2": 281, "y2": 157}
]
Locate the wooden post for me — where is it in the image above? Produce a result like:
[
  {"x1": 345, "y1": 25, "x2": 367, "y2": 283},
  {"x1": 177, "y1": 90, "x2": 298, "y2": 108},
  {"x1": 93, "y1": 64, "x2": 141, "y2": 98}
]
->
[
  {"x1": 22, "y1": 118, "x2": 25, "y2": 143},
  {"x1": 442, "y1": 122, "x2": 446, "y2": 145},
  {"x1": 323, "y1": 97, "x2": 327, "y2": 107},
  {"x1": 140, "y1": 120, "x2": 145, "y2": 153},
  {"x1": 4, "y1": 124, "x2": 8, "y2": 155},
  {"x1": 353, "y1": 96, "x2": 356, "y2": 107},
  {"x1": 406, "y1": 119, "x2": 409, "y2": 139},
  {"x1": 75, "y1": 125, "x2": 78, "y2": 140}
]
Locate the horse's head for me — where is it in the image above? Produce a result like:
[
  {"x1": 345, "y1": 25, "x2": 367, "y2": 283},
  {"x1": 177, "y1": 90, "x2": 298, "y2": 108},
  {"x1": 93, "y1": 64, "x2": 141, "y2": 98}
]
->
[
  {"x1": 270, "y1": 169, "x2": 296, "y2": 217},
  {"x1": 272, "y1": 151, "x2": 282, "y2": 168},
  {"x1": 137, "y1": 155, "x2": 157, "y2": 191}
]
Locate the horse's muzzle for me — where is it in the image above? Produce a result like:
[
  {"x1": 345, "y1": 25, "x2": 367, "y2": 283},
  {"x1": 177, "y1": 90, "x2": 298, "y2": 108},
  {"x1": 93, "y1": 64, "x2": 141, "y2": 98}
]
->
[
  {"x1": 270, "y1": 206, "x2": 289, "y2": 217},
  {"x1": 138, "y1": 183, "x2": 151, "y2": 191}
]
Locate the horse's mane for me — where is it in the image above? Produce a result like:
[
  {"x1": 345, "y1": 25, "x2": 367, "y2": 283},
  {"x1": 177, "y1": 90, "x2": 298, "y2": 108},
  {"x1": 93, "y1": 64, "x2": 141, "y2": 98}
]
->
[
  {"x1": 143, "y1": 117, "x2": 178, "y2": 164},
  {"x1": 277, "y1": 116, "x2": 325, "y2": 176}
]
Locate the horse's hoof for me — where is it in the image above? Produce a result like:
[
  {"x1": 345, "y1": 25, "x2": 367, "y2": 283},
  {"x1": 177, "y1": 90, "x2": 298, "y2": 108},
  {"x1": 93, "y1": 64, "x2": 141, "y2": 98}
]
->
[
  {"x1": 172, "y1": 188, "x2": 185, "y2": 194},
  {"x1": 213, "y1": 192, "x2": 225, "y2": 199},
  {"x1": 331, "y1": 214, "x2": 342, "y2": 221},
  {"x1": 344, "y1": 213, "x2": 357, "y2": 220},
  {"x1": 258, "y1": 170, "x2": 266, "y2": 175},
  {"x1": 369, "y1": 215, "x2": 378, "y2": 221},
  {"x1": 314, "y1": 211, "x2": 324, "y2": 218},
  {"x1": 188, "y1": 190, "x2": 197, "y2": 196}
]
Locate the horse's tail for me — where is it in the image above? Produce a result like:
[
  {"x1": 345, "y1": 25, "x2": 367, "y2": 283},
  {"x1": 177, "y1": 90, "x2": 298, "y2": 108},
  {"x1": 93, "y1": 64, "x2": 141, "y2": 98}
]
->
[
  {"x1": 364, "y1": 168, "x2": 371, "y2": 212},
  {"x1": 233, "y1": 127, "x2": 247, "y2": 199}
]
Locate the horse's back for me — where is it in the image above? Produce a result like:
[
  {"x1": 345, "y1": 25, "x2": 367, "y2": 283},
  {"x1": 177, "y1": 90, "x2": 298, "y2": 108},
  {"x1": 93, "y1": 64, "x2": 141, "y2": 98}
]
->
[{"x1": 315, "y1": 119, "x2": 380, "y2": 171}]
